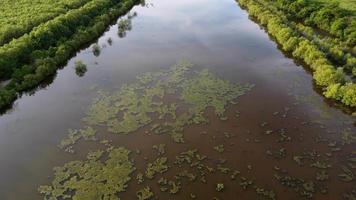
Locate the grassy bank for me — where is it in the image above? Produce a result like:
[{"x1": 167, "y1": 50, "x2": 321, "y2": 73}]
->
[
  {"x1": 0, "y1": 0, "x2": 140, "y2": 110},
  {"x1": 237, "y1": 0, "x2": 356, "y2": 108}
]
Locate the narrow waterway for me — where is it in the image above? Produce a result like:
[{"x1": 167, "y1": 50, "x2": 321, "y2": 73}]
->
[{"x1": 0, "y1": 0, "x2": 355, "y2": 199}]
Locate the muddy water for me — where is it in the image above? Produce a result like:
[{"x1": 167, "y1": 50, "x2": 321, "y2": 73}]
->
[{"x1": 0, "y1": 0, "x2": 355, "y2": 199}]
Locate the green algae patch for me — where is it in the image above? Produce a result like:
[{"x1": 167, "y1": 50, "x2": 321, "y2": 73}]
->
[
  {"x1": 38, "y1": 147, "x2": 135, "y2": 200},
  {"x1": 58, "y1": 126, "x2": 97, "y2": 153},
  {"x1": 78, "y1": 61, "x2": 253, "y2": 142},
  {"x1": 136, "y1": 186, "x2": 154, "y2": 200},
  {"x1": 48, "y1": 61, "x2": 256, "y2": 199},
  {"x1": 181, "y1": 69, "x2": 254, "y2": 121},
  {"x1": 216, "y1": 183, "x2": 225, "y2": 192},
  {"x1": 145, "y1": 157, "x2": 169, "y2": 179}
]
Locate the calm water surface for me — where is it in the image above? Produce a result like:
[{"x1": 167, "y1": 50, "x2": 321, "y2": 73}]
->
[{"x1": 0, "y1": 0, "x2": 355, "y2": 199}]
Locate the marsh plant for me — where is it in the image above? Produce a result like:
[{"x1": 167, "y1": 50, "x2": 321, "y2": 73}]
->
[
  {"x1": 74, "y1": 60, "x2": 87, "y2": 77},
  {"x1": 92, "y1": 43, "x2": 101, "y2": 57},
  {"x1": 117, "y1": 12, "x2": 137, "y2": 38},
  {"x1": 117, "y1": 18, "x2": 132, "y2": 38}
]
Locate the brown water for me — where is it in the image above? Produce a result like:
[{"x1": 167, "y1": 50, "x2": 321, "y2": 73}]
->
[{"x1": 0, "y1": 0, "x2": 355, "y2": 199}]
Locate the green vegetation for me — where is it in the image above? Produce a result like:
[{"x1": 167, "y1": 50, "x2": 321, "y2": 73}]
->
[
  {"x1": 216, "y1": 183, "x2": 225, "y2": 192},
  {"x1": 117, "y1": 12, "x2": 136, "y2": 37},
  {"x1": 237, "y1": 0, "x2": 356, "y2": 107},
  {"x1": 92, "y1": 44, "x2": 101, "y2": 57},
  {"x1": 315, "y1": 0, "x2": 356, "y2": 11},
  {"x1": 0, "y1": 0, "x2": 140, "y2": 110},
  {"x1": 82, "y1": 62, "x2": 253, "y2": 142},
  {"x1": 38, "y1": 147, "x2": 135, "y2": 200},
  {"x1": 0, "y1": 0, "x2": 92, "y2": 46},
  {"x1": 74, "y1": 60, "x2": 87, "y2": 77},
  {"x1": 145, "y1": 157, "x2": 168, "y2": 179},
  {"x1": 136, "y1": 186, "x2": 154, "y2": 200},
  {"x1": 58, "y1": 126, "x2": 96, "y2": 153}
]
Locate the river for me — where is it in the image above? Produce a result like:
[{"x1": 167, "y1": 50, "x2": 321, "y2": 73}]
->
[{"x1": 0, "y1": 0, "x2": 355, "y2": 199}]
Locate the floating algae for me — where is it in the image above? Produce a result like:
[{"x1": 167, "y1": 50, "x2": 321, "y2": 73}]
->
[
  {"x1": 340, "y1": 129, "x2": 356, "y2": 145},
  {"x1": 216, "y1": 183, "x2": 225, "y2": 192},
  {"x1": 136, "y1": 186, "x2": 154, "y2": 200},
  {"x1": 273, "y1": 171, "x2": 329, "y2": 199},
  {"x1": 338, "y1": 165, "x2": 354, "y2": 182},
  {"x1": 42, "y1": 61, "x2": 257, "y2": 199},
  {"x1": 152, "y1": 144, "x2": 166, "y2": 155},
  {"x1": 58, "y1": 126, "x2": 97, "y2": 153},
  {"x1": 38, "y1": 147, "x2": 135, "y2": 200},
  {"x1": 343, "y1": 189, "x2": 356, "y2": 200},
  {"x1": 168, "y1": 180, "x2": 181, "y2": 194},
  {"x1": 181, "y1": 69, "x2": 254, "y2": 121},
  {"x1": 79, "y1": 61, "x2": 253, "y2": 142},
  {"x1": 145, "y1": 157, "x2": 169, "y2": 179},
  {"x1": 254, "y1": 186, "x2": 276, "y2": 200},
  {"x1": 214, "y1": 144, "x2": 225, "y2": 153}
]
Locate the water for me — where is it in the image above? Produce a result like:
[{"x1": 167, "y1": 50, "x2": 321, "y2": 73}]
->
[{"x1": 0, "y1": 0, "x2": 355, "y2": 199}]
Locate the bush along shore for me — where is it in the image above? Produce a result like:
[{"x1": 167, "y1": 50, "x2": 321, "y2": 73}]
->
[
  {"x1": 237, "y1": 0, "x2": 356, "y2": 108},
  {"x1": 0, "y1": 0, "x2": 140, "y2": 110}
]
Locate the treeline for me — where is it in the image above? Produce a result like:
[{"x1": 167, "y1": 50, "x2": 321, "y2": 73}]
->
[
  {"x1": 257, "y1": 0, "x2": 356, "y2": 77},
  {"x1": 273, "y1": 0, "x2": 356, "y2": 47},
  {"x1": 237, "y1": 0, "x2": 356, "y2": 107},
  {"x1": 0, "y1": 0, "x2": 92, "y2": 46},
  {"x1": 0, "y1": 0, "x2": 139, "y2": 109}
]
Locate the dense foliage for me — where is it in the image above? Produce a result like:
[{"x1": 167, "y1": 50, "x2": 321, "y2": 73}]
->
[
  {"x1": 238, "y1": 0, "x2": 356, "y2": 107},
  {"x1": 273, "y1": 0, "x2": 356, "y2": 46},
  {"x1": 0, "y1": 0, "x2": 92, "y2": 46},
  {"x1": 0, "y1": 0, "x2": 139, "y2": 109}
]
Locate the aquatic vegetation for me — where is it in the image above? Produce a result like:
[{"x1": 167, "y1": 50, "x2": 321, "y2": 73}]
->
[
  {"x1": 214, "y1": 144, "x2": 225, "y2": 153},
  {"x1": 216, "y1": 183, "x2": 225, "y2": 192},
  {"x1": 181, "y1": 69, "x2": 254, "y2": 121},
  {"x1": 117, "y1": 18, "x2": 132, "y2": 38},
  {"x1": 58, "y1": 126, "x2": 97, "y2": 153},
  {"x1": 136, "y1": 186, "x2": 154, "y2": 200},
  {"x1": 230, "y1": 170, "x2": 240, "y2": 180},
  {"x1": 137, "y1": 173, "x2": 144, "y2": 184},
  {"x1": 145, "y1": 157, "x2": 168, "y2": 179},
  {"x1": 176, "y1": 170, "x2": 197, "y2": 181},
  {"x1": 255, "y1": 187, "x2": 276, "y2": 200},
  {"x1": 168, "y1": 180, "x2": 181, "y2": 194},
  {"x1": 74, "y1": 60, "x2": 87, "y2": 77},
  {"x1": 266, "y1": 148, "x2": 286, "y2": 160},
  {"x1": 310, "y1": 161, "x2": 331, "y2": 169},
  {"x1": 239, "y1": 177, "x2": 253, "y2": 190},
  {"x1": 152, "y1": 144, "x2": 166, "y2": 155},
  {"x1": 338, "y1": 165, "x2": 354, "y2": 182},
  {"x1": 316, "y1": 170, "x2": 329, "y2": 181},
  {"x1": 38, "y1": 147, "x2": 135, "y2": 200},
  {"x1": 92, "y1": 44, "x2": 101, "y2": 57},
  {"x1": 80, "y1": 62, "x2": 253, "y2": 142},
  {"x1": 83, "y1": 91, "x2": 117, "y2": 125},
  {"x1": 340, "y1": 129, "x2": 356, "y2": 145},
  {"x1": 273, "y1": 172, "x2": 328, "y2": 199},
  {"x1": 343, "y1": 189, "x2": 356, "y2": 200}
]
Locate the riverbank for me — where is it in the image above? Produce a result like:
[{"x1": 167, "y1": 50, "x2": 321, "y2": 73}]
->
[
  {"x1": 0, "y1": 0, "x2": 140, "y2": 110},
  {"x1": 236, "y1": 0, "x2": 356, "y2": 109}
]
